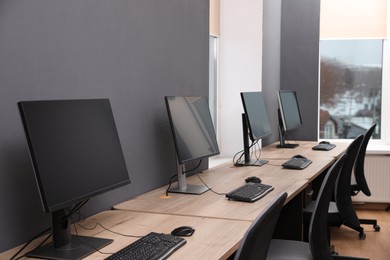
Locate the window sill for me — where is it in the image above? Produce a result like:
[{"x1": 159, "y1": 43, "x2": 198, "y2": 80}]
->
[{"x1": 366, "y1": 145, "x2": 390, "y2": 155}]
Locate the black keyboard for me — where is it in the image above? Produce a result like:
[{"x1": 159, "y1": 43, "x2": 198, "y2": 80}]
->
[
  {"x1": 105, "y1": 232, "x2": 186, "y2": 260},
  {"x1": 282, "y1": 158, "x2": 312, "y2": 170},
  {"x1": 226, "y1": 182, "x2": 274, "y2": 202},
  {"x1": 312, "y1": 143, "x2": 336, "y2": 151}
]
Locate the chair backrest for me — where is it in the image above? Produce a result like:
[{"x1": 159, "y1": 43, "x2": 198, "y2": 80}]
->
[
  {"x1": 335, "y1": 135, "x2": 364, "y2": 230},
  {"x1": 309, "y1": 153, "x2": 347, "y2": 260},
  {"x1": 234, "y1": 192, "x2": 287, "y2": 260},
  {"x1": 353, "y1": 123, "x2": 376, "y2": 196}
]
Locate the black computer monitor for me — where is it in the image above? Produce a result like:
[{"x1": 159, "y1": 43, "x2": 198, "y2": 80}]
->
[
  {"x1": 18, "y1": 99, "x2": 130, "y2": 260},
  {"x1": 235, "y1": 92, "x2": 272, "y2": 166},
  {"x1": 277, "y1": 90, "x2": 303, "y2": 148},
  {"x1": 165, "y1": 96, "x2": 220, "y2": 194}
]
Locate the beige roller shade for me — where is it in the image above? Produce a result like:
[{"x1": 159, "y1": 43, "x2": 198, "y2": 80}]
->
[
  {"x1": 210, "y1": 0, "x2": 220, "y2": 37},
  {"x1": 320, "y1": 0, "x2": 387, "y2": 39}
]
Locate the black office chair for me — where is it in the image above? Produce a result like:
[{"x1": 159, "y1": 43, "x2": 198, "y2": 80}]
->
[
  {"x1": 307, "y1": 134, "x2": 368, "y2": 254},
  {"x1": 303, "y1": 135, "x2": 364, "y2": 245},
  {"x1": 234, "y1": 192, "x2": 287, "y2": 260},
  {"x1": 329, "y1": 135, "x2": 366, "y2": 239},
  {"x1": 266, "y1": 153, "x2": 369, "y2": 260},
  {"x1": 350, "y1": 123, "x2": 380, "y2": 234}
]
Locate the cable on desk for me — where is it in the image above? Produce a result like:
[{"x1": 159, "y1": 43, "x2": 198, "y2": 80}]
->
[
  {"x1": 233, "y1": 139, "x2": 267, "y2": 166},
  {"x1": 10, "y1": 228, "x2": 51, "y2": 260},
  {"x1": 265, "y1": 163, "x2": 284, "y2": 167},
  {"x1": 71, "y1": 221, "x2": 115, "y2": 256},
  {"x1": 12, "y1": 201, "x2": 92, "y2": 260},
  {"x1": 182, "y1": 159, "x2": 202, "y2": 174},
  {"x1": 165, "y1": 160, "x2": 203, "y2": 196},
  {"x1": 165, "y1": 174, "x2": 177, "y2": 196},
  {"x1": 196, "y1": 174, "x2": 226, "y2": 196},
  {"x1": 232, "y1": 140, "x2": 257, "y2": 165},
  {"x1": 67, "y1": 200, "x2": 89, "y2": 218},
  {"x1": 76, "y1": 222, "x2": 143, "y2": 238}
]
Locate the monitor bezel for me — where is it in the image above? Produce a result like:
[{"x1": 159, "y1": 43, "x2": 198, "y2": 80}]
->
[{"x1": 18, "y1": 98, "x2": 131, "y2": 213}]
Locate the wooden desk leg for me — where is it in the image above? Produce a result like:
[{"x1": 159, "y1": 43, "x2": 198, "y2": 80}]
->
[{"x1": 272, "y1": 192, "x2": 303, "y2": 241}]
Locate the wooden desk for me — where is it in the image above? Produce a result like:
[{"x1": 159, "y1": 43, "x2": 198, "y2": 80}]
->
[
  {"x1": 1, "y1": 141, "x2": 349, "y2": 259},
  {"x1": 0, "y1": 211, "x2": 251, "y2": 260},
  {"x1": 114, "y1": 164, "x2": 308, "y2": 221},
  {"x1": 260, "y1": 141, "x2": 350, "y2": 182},
  {"x1": 114, "y1": 141, "x2": 348, "y2": 221},
  {"x1": 113, "y1": 141, "x2": 349, "y2": 242},
  {"x1": 262, "y1": 141, "x2": 349, "y2": 160}
]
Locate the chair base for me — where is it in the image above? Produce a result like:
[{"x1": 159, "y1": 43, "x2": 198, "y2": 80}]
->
[
  {"x1": 359, "y1": 218, "x2": 380, "y2": 232},
  {"x1": 344, "y1": 218, "x2": 380, "y2": 239}
]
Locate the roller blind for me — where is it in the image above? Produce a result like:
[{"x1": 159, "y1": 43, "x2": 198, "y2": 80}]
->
[
  {"x1": 210, "y1": 0, "x2": 220, "y2": 36},
  {"x1": 320, "y1": 0, "x2": 387, "y2": 39}
]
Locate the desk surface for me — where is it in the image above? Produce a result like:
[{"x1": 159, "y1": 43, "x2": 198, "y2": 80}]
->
[
  {"x1": 114, "y1": 141, "x2": 349, "y2": 221},
  {"x1": 1, "y1": 141, "x2": 349, "y2": 259},
  {"x1": 0, "y1": 210, "x2": 251, "y2": 260}
]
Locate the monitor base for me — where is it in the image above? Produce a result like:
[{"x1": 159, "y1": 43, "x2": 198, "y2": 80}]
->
[
  {"x1": 27, "y1": 235, "x2": 113, "y2": 260},
  {"x1": 168, "y1": 184, "x2": 209, "y2": 195},
  {"x1": 277, "y1": 143, "x2": 299, "y2": 149},
  {"x1": 235, "y1": 159, "x2": 269, "y2": 167}
]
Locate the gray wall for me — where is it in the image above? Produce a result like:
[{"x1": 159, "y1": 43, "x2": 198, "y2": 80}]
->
[
  {"x1": 280, "y1": 0, "x2": 320, "y2": 141},
  {"x1": 263, "y1": 0, "x2": 320, "y2": 145},
  {"x1": 0, "y1": 0, "x2": 209, "y2": 252}
]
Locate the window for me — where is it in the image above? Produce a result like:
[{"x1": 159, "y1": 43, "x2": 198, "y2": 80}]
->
[
  {"x1": 319, "y1": 40, "x2": 383, "y2": 139},
  {"x1": 319, "y1": 0, "x2": 387, "y2": 140}
]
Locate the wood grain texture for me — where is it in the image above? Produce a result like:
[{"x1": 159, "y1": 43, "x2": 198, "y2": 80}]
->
[
  {"x1": 0, "y1": 210, "x2": 251, "y2": 260},
  {"x1": 114, "y1": 141, "x2": 349, "y2": 221}
]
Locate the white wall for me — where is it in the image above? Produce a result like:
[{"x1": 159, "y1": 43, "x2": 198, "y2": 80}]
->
[{"x1": 218, "y1": 0, "x2": 264, "y2": 157}]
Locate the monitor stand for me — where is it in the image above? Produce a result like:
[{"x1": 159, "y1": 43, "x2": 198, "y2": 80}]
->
[
  {"x1": 277, "y1": 143, "x2": 299, "y2": 148},
  {"x1": 235, "y1": 159, "x2": 269, "y2": 166},
  {"x1": 276, "y1": 121, "x2": 299, "y2": 148},
  {"x1": 168, "y1": 159, "x2": 209, "y2": 195},
  {"x1": 234, "y1": 114, "x2": 269, "y2": 166},
  {"x1": 27, "y1": 235, "x2": 113, "y2": 260},
  {"x1": 27, "y1": 209, "x2": 113, "y2": 260}
]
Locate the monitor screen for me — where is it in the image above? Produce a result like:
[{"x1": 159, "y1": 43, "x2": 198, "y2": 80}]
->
[
  {"x1": 165, "y1": 96, "x2": 220, "y2": 165},
  {"x1": 277, "y1": 90, "x2": 302, "y2": 148},
  {"x1": 241, "y1": 92, "x2": 272, "y2": 141},
  {"x1": 277, "y1": 90, "x2": 302, "y2": 131},
  {"x1": 19, "y1": 99, "x2": 130, "y2": 213},
  {"x1": 164, "y1": 96, "x2": 219, "y2": 195},
  {"x1": 235, "y1": 92, "x2": 271, "y2": 166},
  {"x1": 18, "y1": 98, "x2": 130, "y2": 259}
]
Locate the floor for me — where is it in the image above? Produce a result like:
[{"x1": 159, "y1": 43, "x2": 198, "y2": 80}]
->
[{"x1": 331, "y1": 209, "x2": 390, "y2": 260}]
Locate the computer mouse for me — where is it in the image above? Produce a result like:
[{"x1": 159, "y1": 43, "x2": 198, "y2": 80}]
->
[
  {"x1": 293, "y1": 154, "x2": 307, "y2": 159},
  {"x1": 171, "y1": 226, "x2": 195, "y2": 237},
  {"x1": 320, "y1": 141, "x2": 330, "y2": 144},
  {"x1": 245, "y1": 176, "x2": 262, "y2": 183}
]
